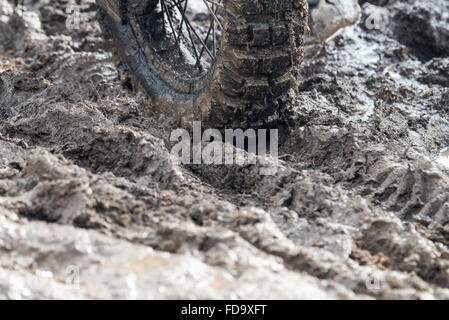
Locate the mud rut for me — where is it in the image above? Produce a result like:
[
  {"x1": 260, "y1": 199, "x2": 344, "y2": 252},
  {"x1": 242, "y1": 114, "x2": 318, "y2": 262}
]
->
[{"x1": 0, "y1": 0, "x2": 449, "y2": 299}]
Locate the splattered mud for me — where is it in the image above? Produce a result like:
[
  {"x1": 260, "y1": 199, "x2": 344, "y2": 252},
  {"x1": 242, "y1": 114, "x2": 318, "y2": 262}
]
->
[{"x1": 0, "y1": 0, "x2": 449, "y2": 299}]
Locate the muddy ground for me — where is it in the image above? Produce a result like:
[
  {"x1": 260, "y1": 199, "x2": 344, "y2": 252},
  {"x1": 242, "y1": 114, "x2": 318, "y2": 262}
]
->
[{"x1": 0, "y1": 0, "x2": 449, "y2": 299}]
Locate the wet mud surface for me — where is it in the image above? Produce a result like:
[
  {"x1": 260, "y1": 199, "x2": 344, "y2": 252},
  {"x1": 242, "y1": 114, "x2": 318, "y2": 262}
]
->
[{"x1": 0, "y1": 0, "x2": 449, "y2": 299}]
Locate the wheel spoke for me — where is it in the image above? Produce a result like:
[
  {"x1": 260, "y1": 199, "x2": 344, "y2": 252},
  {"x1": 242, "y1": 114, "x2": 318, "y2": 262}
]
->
[
  {"x1": 172, "y1": 0, "x2": 215, "y2": 61},
  {"x1": 161, "y1": 0, "x2": 181, "y2": 50},
  {"x1": 167, "y1": 0, "x2": 187, "y2": 11},
  {"x1": 158, "y1": 0, "x2": 223, "y2": 71},
  {"x1": 198, "y1": 22, "x2": 213, "y2": 62},
  {"x1": 204, "y1": 0, "x2": 223, "y2": 8},
  {"x1": 198, "y1": 4, "x2": 220, "y2": 62},
  {"x1": 177, "y1": 0, "x2": 189, "y2": 37},
  {"x1": 202, "y1": 0, "x2": 223, "y2": 30}
]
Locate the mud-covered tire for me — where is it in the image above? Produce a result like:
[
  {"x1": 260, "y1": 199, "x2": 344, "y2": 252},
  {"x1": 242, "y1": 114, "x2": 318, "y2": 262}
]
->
[
  {"x1": 211, "y1": 0, "x2": 309, "y2": 128},
  {"x1": 96, "y1": 0, "x2": 308, "y2": 128}
]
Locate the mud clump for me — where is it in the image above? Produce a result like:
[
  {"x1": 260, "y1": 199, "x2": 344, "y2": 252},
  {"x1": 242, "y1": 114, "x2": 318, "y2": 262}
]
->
[
  {"x1": 391, "y1": 0, "x2": 449, "y2": 62},
  {"x1": 1, "y1": 0, "x2": 449, "y2": 299},
  {"x1": 418, "y1": 58, "x2": 449, "y2": 87}
]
